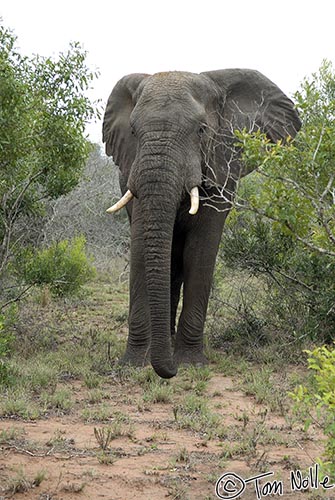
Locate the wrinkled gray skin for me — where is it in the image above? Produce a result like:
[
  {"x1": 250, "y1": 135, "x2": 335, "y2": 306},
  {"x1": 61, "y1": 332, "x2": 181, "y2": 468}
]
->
[{"x1": 103, "y1": 69, "x2": 301, "y2": 379}]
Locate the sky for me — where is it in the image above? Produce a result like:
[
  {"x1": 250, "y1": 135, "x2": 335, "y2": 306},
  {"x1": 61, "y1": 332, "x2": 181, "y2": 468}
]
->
[{"x1": 1, "y1": 0, "x2": 335, "y2": 143}]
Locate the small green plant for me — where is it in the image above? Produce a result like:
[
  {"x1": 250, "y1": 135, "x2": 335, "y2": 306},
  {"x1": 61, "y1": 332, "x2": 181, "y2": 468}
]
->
[
  {"x1": 175, "y1": 447, "x2": 190, "y2": 464},
  {"x1": 212, "y1": 352, "x2": 249, "y2": 377},
  {"x1": 96, "y1": 450, "x2": 116, "y2": 465},
  {"x1": 0, "y1": 390, "x2": 40, "y2": 419},
  {"x1": 19, "y1": 358, "x2": 58, "y2": 392},
  {"x1": 181, "y1": 365, "x2": 212, "y2": 382},
  {"x1": 241, "y1": 367, "x2": 289, "y2": 414},
  {"x1": 0, "y1": 426, "x2": 25, "y2": 444},
  {"x1": 41, "y1": 387, "x2": 73, "y2": 413},
  {"x1": 129, "y1": 365, "x2": 158, "y2": 386},
  {"x1": 242, "y1": 368, "x2": 273, "y2": 402},
  {"x1": 234, "y1": 410, "x2": 250, "y2": 430},
  {"x1": 176, "y1": 366, "x2": 212, "y2": 395},
  {"x1": 61, "y1": 481, "x2": 86, "y2": 493},
  {"x1": 5, "y1": 467, "x2": 46, "y2": 494},
  {"x1": 81, "y1": 404, "x2": 115, "y2": 422},
  {"x1": 84, "y1": 372, "x2": 101, "y2": 389},
  {"x1": 145, "y1": 431, "x2": 168, "y2": 443},
  {"x1": 86, "y1": 389, "x2": 106, "y2": 404},
  {"x1": 219, "y1": 408, "x2": 274, "y2": 461},
  {"x1": 142, "y1": 380, "x2": 174, "y2": 403},
  {"x1": 167, "y1": 480, "x2": 189, "y2": 500},
  {"x1": 104, "y1": 419, "x2": 134, "y2": 440},
  {"x1": 290, "y1": 345, "x2": 335, "y2": 479},
  {"x1": 94, "y1": 426, "x2": 116, "y2": 450},
  {"x1": 32, "y1": 469, "x2": 47, "y2": 487},
  {"x1": 46, "y1": 429, "x2": 71, "y2": 450},
  {"x1": 174, "y1": 394, "x2": 224, "y2": 438},
  {"x1": 220, "y1": 440, "x2": 256, "y2": 460}
]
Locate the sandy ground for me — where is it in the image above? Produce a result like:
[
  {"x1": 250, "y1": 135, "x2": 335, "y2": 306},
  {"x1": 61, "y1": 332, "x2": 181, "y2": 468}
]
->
[{"x1": 1, "y1": 371, "x2": 330, "y2": 500}]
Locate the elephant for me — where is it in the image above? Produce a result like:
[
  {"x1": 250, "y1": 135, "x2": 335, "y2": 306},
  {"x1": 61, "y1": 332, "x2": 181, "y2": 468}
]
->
[{"x1": 103, "y1": 69, "x2": 301, "y2": 379}]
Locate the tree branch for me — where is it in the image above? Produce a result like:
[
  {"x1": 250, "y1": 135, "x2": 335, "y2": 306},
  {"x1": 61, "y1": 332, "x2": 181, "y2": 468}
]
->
[{"x1": 0, "y1": 284, "x2": 35, "y2": 311}]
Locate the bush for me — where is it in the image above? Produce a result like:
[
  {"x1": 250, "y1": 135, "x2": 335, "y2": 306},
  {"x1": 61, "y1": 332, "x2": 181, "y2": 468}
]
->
[
  {"x1": 17, "y1": 236, "x2": 95, "y2": 296},
  {"x1": 290, "y1": 345, "x2": 335, "y2": 479},
  {"x1": 221, "y1": 206, "x2": 335, "y2": 340}
]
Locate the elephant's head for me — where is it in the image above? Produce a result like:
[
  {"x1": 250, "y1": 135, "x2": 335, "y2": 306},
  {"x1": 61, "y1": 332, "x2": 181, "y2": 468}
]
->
[{"x1": 103, "y1": 69, "x2": 301, "y2": 378}]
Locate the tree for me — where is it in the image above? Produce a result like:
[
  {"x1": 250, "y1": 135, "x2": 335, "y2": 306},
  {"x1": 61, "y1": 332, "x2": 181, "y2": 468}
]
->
[
  {"x1": 0, "y1": 24, "x2": 100, "y2": 283},
  {"x1": 235, "y1": 61, "x2": 335, "y2": 257}
]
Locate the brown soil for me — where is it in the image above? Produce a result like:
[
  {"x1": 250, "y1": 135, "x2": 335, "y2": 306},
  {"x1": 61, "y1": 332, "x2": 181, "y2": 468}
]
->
[{"x1": 0, "y1": 371, "x2": 327, "y2": 500}]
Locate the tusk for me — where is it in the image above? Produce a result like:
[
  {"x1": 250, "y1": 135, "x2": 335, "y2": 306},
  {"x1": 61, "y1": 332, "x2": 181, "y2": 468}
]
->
[
  {"x1": 106, "y1": 190, "x2": 134, "y2": 213},
  {"x1": 189, "y1": 186, "x2": 199, "y2": 215}
]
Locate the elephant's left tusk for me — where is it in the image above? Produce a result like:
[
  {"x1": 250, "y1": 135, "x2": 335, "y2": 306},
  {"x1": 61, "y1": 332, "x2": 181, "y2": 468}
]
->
[
  {"x1": 189, "y1": 186, "x2": 199, "y2": 215},
  {"x1": 106, "y1": 190, "x2": 134, "y2": 214}
]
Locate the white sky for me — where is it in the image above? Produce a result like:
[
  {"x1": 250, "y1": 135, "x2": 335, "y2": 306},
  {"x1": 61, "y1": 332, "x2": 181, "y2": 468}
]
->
[{"x1": 2, "y1": 0, "x2": 335, "y2": 143}]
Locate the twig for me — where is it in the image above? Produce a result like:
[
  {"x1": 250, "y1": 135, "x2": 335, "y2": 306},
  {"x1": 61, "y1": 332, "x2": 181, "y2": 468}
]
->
[
  {"x1": 0, "y1": 284, "x2": 35, "y2": 311},
  {"x1": 2, "y1": 444, "x2": 46, "y2": 457}
]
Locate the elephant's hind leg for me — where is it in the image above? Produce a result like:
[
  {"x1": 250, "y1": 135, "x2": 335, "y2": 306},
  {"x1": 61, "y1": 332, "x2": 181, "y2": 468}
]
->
[{"x1": 170, "y1": 231, "x2": 185, "y2": 341}]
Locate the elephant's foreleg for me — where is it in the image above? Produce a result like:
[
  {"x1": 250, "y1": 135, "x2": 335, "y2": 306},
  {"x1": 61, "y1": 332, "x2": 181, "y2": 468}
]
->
[
  {"x1": 174, "y1": 208, "x2": 227, "y2": 366},
  {"x1": 121, "y1": 201, "x2": 151, "y2": 367}
]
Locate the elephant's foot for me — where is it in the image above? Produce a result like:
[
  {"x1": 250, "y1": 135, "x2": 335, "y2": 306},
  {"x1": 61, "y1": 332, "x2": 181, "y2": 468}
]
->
[
  {"x1": 173, "y1": 347, "x2": 208, "y2": 367},
  {"x1": 119, "y1": 347, "x2": 151, "y2": 368}
]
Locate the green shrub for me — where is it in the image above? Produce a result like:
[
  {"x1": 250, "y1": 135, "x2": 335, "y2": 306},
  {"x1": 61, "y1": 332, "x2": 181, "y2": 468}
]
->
[
  {"x1": 290, "y1": 345, "x2": 335, "y2": 479},
  {"x1": 17, "y1": 236, "x2": 95, "y2": 296},
  {"x1": 214, "y1": 204, "x2": 335, "y2": 349}
]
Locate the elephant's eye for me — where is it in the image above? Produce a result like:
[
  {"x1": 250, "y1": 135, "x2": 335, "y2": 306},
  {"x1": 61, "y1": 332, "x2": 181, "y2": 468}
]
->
[{"x1": 198, "y1": 124, "x2": 207, "y2": 136}]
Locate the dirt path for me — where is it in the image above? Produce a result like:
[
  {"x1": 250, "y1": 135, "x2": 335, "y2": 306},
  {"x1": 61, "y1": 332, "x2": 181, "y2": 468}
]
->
[{"x1": 0, "y1": 370, "x2": 325, "y2": 500}]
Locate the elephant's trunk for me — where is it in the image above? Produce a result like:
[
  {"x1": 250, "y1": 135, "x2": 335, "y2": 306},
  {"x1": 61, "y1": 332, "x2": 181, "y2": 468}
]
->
[{"x1": 136, "y1": 162, "x2": 182, "y2": 379}]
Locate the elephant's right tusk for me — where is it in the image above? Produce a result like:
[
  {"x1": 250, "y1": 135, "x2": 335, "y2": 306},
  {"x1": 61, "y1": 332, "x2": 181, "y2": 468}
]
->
[
  {"x1": 189, "y1": 186, "x2": 199, "y2": 215},
  {"x1": 106, "y1": 190, "x2": 134, "y2": 213}
]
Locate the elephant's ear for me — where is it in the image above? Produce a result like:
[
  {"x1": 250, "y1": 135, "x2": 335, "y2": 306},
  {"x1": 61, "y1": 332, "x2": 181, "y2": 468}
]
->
[
  {"x1": 202, "y1": 69, "x2": 301, "y2": 178},
  {"x1": 102, "y1": 73, "x2": 149, "y2": 185}
]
